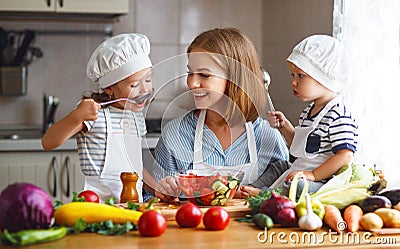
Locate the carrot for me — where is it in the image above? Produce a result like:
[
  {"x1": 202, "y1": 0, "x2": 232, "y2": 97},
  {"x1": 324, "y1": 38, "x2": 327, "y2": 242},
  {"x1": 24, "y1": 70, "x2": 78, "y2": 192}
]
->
[
  {"x1": 323, "y1": 205, "x2": 345, "y2": 233},
  {"x1": 343, "y1": 204, "x2": 363, "y2": 232}
]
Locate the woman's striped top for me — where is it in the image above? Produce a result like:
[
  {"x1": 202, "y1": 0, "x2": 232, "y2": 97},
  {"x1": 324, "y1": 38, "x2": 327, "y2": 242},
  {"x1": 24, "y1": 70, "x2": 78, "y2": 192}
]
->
[{"x1": 153, "y1": 111, "x2": 289, "y2": 180}]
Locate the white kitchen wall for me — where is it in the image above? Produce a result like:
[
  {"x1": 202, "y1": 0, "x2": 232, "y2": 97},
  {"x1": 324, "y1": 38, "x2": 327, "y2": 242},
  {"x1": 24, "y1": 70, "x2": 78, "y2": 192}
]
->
[{"x1": 0, "y1": 0, "x2": 263, "y2": 126}]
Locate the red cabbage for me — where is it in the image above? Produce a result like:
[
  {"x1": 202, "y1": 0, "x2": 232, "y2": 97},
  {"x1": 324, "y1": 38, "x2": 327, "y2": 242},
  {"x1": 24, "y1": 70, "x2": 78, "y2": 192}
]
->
[{"x1": 0, "y1": 183, "x2": 54, "y2": 232}]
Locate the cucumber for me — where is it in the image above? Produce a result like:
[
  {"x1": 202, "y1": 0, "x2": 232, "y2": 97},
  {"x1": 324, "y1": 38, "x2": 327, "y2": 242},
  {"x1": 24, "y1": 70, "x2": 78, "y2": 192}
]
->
[
  {"x1": 225, "y1": 189, "x2": 231, "y2": 198},
  {"x1": 228, "y1": 180, "x2": 239, "y2": 189},
  {"x1": 212, "y1": 180, "x2": 229, "y2": 193},
  {"x1": 219, "y1": 198, "x2": 228, "y2": 206},
  {"x1": 211, "y1": 199, "x2": 220, "y2": 206}
]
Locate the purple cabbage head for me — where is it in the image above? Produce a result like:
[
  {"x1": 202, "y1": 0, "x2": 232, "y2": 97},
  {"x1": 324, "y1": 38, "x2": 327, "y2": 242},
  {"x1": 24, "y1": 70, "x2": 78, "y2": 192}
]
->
[{"x1": 0, "y1": 182, "x2": 54, "y2": 232}]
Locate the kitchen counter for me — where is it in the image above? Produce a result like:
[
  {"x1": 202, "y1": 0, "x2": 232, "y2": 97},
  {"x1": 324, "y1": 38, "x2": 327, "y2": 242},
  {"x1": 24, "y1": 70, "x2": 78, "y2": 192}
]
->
[
  {"x1": 1, "y1": 220, "x2": 399, "y2": 249},
  {"x1": 0, "y1": 133, "x2": 161, "y2": 151}
]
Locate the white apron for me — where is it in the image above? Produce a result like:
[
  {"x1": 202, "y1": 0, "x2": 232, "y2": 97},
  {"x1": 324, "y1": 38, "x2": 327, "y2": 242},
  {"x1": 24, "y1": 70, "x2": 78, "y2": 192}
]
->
[
  {"x1": 192, "y1": 110, "x2": 258, "y2": 185},
  {"x1": 84, "y1": 108, "x2": 143, "y2": 203},
  {"x1": 270, "y1": 97, "x2": 341, "y2": 188}
]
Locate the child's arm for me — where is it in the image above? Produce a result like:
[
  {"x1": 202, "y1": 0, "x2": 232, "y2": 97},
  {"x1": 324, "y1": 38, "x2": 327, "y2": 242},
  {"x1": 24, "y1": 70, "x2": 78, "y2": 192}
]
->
[
  {"x1": 267, "y1": 111, "x2": 295, "y2": 146},
  {"x1": 42, "y1": 99, "x2": 100, "y2": 150},
  {"x1": 286, "y1": 149, "x2": 354, "y2": 181}
]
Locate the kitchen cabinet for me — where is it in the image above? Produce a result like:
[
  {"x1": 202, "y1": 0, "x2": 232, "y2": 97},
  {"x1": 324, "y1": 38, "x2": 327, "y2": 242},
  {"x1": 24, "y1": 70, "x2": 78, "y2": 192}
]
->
[
  {"x1": 0, "y1": 151, "x2": 85, "y2": 202},
  {"x1": 0, "y1": 0, "x2": 128, "y2": 15}
]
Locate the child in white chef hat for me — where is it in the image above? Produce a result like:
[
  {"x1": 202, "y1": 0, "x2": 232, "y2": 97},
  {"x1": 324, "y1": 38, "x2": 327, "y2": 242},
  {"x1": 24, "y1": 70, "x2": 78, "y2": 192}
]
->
[
  {"x1": 239, "y1": 34, "x2": 358, "y2": 198},
  {"x1": 42, "y1": 33, "x2": 157, "y2": 203}
]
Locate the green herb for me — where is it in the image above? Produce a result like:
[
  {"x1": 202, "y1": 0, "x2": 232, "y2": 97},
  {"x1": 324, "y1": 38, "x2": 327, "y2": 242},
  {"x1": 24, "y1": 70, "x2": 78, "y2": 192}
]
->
[
  {"x1": 234, "y1": 214, "x2": 253, "y2": 223},
  {"x1": 245, "y1": 188, "x2": 281, "y2": 214},
  {"x1": 72, "y1": 192, "x2": 86, "y2": 202},
  {"x1": 53, "y1": 200, "x2": 64, "y2": 211},
  {"x1": 126, "y1": 202, "x2": 140, "y2": 210},
  {"x1": 67, "y1": 218, "x2": 137, "y2": 236},
  {"x1": 105, "y1": 197, "x2": 116, "y2": 206}
]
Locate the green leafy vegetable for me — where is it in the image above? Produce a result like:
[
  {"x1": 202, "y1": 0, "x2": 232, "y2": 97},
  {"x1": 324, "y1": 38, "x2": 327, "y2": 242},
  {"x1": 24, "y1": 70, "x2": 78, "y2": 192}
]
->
[
  {"x1": 72, "y1": 192, "x2": 86, "y2": 202},
  {"x1": 245, "y1": 188, "x2": 282, "y2": 214},
  {"x1": 105, "y1": 197, "x2": 116, "y2": 206},
  {"x1": 67, "y1": 218, "x2": 137, "y2": 236}
]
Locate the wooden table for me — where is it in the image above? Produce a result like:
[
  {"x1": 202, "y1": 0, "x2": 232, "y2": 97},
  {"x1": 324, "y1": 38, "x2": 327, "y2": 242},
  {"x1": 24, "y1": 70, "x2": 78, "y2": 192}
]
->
[{"x1": 1, "y1": 220, "x2": 399, "y2": 249}]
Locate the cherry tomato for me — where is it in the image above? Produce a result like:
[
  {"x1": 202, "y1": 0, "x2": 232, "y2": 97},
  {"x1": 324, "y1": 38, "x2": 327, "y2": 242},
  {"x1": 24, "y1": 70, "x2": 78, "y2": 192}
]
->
[
  {"x1": 203, "y1": 207, "x2": 230, "y2": 230},
  {"x1": 138, "y1": 210, "x2": 167, "y2": 237},
  {"x1": 175, "y1": 202, "x2": 202, "y2": 228},
  {"x1": 77, "y1": 190, "x2": 100, "y2": 203}
]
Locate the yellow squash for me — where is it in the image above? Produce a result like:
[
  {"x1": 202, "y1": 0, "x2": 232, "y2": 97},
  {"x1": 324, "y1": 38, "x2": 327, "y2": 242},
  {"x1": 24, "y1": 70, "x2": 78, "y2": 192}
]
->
[{"x1": 54, "y1": 202, "x2": 142, "y2": 227}]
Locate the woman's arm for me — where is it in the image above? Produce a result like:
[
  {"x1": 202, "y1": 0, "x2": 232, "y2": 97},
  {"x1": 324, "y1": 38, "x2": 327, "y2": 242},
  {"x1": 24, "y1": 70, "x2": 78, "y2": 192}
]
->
[{"x1": 42, "y1": 99, "x2": 100, "y2": 150}]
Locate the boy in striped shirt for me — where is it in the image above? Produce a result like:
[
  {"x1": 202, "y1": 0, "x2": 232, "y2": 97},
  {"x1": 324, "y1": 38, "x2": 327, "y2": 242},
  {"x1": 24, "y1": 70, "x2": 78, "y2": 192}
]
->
[{"x1": 240, "y1": 35, "x2": 358, "y2": 198}]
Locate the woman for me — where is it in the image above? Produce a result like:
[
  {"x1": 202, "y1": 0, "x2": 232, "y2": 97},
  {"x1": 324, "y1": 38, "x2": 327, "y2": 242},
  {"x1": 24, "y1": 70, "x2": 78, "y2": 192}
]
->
[{"x1": 153, "y1": 28, "x2": 289, "y2": 201}]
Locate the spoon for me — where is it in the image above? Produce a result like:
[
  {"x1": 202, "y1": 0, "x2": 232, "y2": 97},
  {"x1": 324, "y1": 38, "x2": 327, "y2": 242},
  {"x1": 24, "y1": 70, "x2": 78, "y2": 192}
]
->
[
  {"x1": 99, "y1": 93, "x2": 151, "y2": 106},
  {"x1": 261, "y1": 68, "x2": 280, "y2": 128}
]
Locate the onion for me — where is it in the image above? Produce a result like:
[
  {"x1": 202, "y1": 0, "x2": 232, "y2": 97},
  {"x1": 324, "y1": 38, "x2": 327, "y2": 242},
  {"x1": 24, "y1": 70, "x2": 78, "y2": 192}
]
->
[
  {"x1": 259, "y1": 192, "x2": 295, "y2": 223},
  {"x1": 0, "y1": 183, "x2": 54, "y2": 232}
]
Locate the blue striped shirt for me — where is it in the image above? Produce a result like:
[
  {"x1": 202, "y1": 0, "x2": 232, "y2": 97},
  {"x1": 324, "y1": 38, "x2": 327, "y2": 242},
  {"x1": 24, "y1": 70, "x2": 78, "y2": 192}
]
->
[
  {"x1": 153, "y1": 111, "x2": 289, "y2": 180},
  {"x1": 299, "y1": 100, "x2": 358, "y2": 155},
  {"x1": 76, "y1": 106, "x2": 147, "y2": 176}
]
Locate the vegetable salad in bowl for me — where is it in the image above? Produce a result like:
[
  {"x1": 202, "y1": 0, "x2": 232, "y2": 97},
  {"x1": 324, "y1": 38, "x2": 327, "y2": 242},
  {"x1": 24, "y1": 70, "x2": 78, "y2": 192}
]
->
[{"x1": 176, "y1": 169, "x2": 244, "y2": 206}]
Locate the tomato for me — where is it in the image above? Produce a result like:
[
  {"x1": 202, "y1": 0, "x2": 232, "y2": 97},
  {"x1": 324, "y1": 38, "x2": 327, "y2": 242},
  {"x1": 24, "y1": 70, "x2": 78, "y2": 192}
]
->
[
  {"x1": 77, "y1": 190, "x2": 100, "y2": 203},
  {"x1": 175, "y1": 203, "x2": 202, "y2": 228},
  {"x1": 138, "y1": 210, "x2": 167, "y2": 237},
  {"x1": 203, "y1": 207, "x2": 230, "y2": 230},
  {"x1": 200, "y1": 188, "x2": 215, "y2": 206}
]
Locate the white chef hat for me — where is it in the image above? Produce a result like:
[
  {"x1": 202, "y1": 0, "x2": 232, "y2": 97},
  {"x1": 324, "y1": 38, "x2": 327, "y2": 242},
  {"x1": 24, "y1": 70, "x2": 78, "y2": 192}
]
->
[
  {"x1": 86, "y1": 33, "x2": 152, "y2": 89},
  {"x1": 287, "y1": 34, "x2": 350, "y2": 93}
]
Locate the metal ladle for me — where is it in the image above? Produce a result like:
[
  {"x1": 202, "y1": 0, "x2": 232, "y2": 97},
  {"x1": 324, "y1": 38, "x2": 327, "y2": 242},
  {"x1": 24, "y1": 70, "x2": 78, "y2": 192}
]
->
[
  {"x1": 261, "y1": 68, "x2": 280, "y2": 128},
  {"x1": 99, "y1": 92, "x2": 151, "y2": 106}
]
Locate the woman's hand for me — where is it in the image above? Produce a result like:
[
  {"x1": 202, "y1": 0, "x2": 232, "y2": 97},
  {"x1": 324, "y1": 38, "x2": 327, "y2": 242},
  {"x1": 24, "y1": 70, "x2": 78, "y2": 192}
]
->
[
  {"x1": 236, "y1": 185, "x2": 261, "y2": 198},
  {"x1": 154, "y1": 176, "x2": 181, "y2": 202}
]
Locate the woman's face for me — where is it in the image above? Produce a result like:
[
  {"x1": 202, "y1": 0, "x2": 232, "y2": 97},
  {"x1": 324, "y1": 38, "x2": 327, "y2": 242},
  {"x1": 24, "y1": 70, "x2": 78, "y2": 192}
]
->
[
  {"x1": 105, "y1": 68, "x2": 152, "y2": 111},
  {"x1": 187, "y1": 48, "x2": 228, "y2": 110}
]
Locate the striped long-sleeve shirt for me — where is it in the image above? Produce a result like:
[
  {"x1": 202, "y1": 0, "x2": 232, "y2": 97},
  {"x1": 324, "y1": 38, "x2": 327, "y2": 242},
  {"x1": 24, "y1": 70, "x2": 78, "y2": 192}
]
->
[
  {"x1": 153, "y1": 111, "x2": 289, "y2": 180},
  {"x1": 76, "y1": 106, "x2": 147, "y2": 176}
]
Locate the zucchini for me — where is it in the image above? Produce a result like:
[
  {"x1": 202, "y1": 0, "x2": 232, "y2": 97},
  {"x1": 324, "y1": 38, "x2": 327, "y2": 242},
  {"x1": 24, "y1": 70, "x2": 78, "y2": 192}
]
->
[
  {"x1": 225, "y1": 189, "x2": 231, "y2": 198},
  {"x1": 54, "y1": 202, "x2": 143, "y2": 227}
]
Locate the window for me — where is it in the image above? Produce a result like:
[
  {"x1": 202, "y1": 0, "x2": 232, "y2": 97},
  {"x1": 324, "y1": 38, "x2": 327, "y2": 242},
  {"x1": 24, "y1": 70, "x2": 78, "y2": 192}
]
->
[{"x1": 333, "y1": 0, "x2": 400, "y2": 188}]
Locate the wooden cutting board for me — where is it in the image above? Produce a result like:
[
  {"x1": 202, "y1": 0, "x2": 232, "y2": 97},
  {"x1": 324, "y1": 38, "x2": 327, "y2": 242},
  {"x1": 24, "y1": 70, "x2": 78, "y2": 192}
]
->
[{"x1": 117, "y1": 199, "x2": 251, "y2": 221}]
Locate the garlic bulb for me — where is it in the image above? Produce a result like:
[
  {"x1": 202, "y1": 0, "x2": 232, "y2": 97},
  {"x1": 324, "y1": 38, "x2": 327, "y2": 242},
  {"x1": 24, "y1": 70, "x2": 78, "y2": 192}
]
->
[{"x1": 298, "y1": 194, "x2": 323, "y2": 231}]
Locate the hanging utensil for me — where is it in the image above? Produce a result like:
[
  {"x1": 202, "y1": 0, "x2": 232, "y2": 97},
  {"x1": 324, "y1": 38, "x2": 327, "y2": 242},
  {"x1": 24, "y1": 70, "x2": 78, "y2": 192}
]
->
[
  {"x1": 99, "y1": 92, "x2": 152, "y2": 106},
  {"x1": 11, "y1": 30, "x2": 35, "y2": 66},
  {"x1": 261, "y1": 67, "x2": 280, "y2": 128}
]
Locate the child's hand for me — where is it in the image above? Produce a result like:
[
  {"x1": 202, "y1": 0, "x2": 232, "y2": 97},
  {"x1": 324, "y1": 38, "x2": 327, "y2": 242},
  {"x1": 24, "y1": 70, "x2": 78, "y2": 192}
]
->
[
  {"x1": 285, "y1": 170, "x2": 315, "y2": 182},
  {"x1": 267, "y1": 111, "x2": 286, "y2": 129},
  {"x1": 75, "y1": 99, "x2": 100, "y2": 121},
  {"x1": 236, "y1": 185, "x2": 261, "y2": 198}
]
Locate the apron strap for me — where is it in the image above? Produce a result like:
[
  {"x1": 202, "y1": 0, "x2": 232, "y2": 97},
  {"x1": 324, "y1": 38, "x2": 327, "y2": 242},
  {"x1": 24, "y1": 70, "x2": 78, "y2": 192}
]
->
[
  {"x1": 245, "y1": 122, "x2": 257, "y2": 164},
  {"x1": 193, "y1": 110, "x2": 206, "y2": 164},
  {"x1": 307, "y1": 96, "x2": 341, "y2": 129},
  {"x1": 104, "y1": 108, "x2": 112, "y2": 134}
]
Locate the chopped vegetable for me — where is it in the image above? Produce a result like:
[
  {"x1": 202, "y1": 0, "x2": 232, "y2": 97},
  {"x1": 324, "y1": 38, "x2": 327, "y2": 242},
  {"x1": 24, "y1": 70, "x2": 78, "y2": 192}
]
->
[
  {"x1": 1, "y1": 227, "x2": 67, "y2": 247},
  {"x1": 343, "y1": 204, "x2": 363, "y2": 232},
  {"x1": 0, "y1": 183, "x2": 54, "y2": 232}
]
